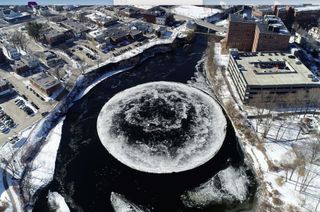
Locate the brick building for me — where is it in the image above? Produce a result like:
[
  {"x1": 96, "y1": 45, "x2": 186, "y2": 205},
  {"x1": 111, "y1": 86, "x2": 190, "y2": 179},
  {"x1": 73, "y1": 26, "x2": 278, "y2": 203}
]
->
[
  {"x1": 226, "y1": 14, "x2": 290, "y2": 52},
  {"x1": 30, "y1": 72, "x2": 62, "y2": 97},
  {"x1": 226, "y1": 14, "x2": 257, "y2": 51},
  {"x1": 252, "y1": 16, "x2": 290, "y2": 52},
  {"x1": 294, "y1": 5, "x2": 320, "y2": 28},
  {"x1": 142, "y1": 7, "x2": 174, "y2": 26}
]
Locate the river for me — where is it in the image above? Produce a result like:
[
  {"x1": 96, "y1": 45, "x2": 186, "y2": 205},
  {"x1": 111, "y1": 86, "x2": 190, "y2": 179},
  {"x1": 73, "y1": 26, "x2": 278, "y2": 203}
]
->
[{"x1": 33, "y1": 35, "x2": 257, "y2": 212}]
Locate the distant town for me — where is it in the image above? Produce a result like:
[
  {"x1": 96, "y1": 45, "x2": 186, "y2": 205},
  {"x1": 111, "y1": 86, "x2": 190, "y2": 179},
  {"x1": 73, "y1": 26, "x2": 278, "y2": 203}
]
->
[{"x1": 0, "y1": 3, "x2": 320, "y2": 212}]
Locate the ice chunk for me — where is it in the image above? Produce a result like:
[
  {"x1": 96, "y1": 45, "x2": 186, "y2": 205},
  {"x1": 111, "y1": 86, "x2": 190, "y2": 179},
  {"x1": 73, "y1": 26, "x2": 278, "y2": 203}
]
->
[
  {"x1": 110, "y1": 192, "x2": 146, "y2": 212},
  {"x1": 47, "y1": 191, "x2": 70, "y2": 212},
  {"x1": 181, "y1": 166, "x2": 250, "y2": 208},
  {"x1": 97, "y1": 82, "x2": 227, "y2": 173}
]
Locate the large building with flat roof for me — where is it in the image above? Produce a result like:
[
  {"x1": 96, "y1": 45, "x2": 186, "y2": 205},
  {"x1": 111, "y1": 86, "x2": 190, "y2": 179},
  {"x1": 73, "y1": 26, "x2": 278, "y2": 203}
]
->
[{"x1": 228, "y1": 49, "x2": 320, "y2": 106}]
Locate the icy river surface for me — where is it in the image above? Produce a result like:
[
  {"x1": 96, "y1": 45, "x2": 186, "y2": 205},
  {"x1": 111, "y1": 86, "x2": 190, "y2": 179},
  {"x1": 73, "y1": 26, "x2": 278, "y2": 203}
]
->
[{"x1": 33, "y1": 35, "x2": 257, "y2": 212}]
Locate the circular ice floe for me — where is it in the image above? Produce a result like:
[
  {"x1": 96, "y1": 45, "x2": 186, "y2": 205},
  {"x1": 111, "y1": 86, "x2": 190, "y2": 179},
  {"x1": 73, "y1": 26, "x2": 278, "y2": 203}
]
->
[{"x1": 97, "y1": 82, "x2": 227, "y2": 174}]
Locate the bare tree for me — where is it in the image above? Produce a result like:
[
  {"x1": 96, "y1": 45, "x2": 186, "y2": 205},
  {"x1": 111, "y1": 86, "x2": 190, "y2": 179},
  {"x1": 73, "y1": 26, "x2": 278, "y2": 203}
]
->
[
  {"x1": 9, "y1": 31, "x2": 28, "y2": 51},
  {"x1": 0, "y1": 200, "x2": 9, "y2": 211},
  {"x1": 293, "y1": 139, "x2": 320, "y2": 193},
  {"x1": 20, "y1": 163, "x2": 44, "y2": 204},
  {"x1": 225, "y1": 100, "x2": 237, "y2": 118},
  {"x1": 309, "y1": 135, "x2": 320, "y2": 164},
  {"x1": 216, "y1": 77, "x2": 224, "y2": 96},
  {"x1": 3, "y1": 147, "x2": 25, "y2": 180},
  {"x1": 299, "y1": 165, "x2": 319, "y2": 193}
]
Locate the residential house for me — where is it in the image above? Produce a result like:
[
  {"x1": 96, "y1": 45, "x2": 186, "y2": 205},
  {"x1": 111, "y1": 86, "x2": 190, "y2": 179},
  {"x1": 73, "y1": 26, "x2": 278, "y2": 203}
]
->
[
  {"x1": 60, "y1": 19, "x2": 89, "y2": 38},
  {"x1": 0, "y1": 78, "x2": 11, "y2": 97},
  {"x1": 38, "y1": 51, "x2": 63, "y2": 68},
  {"x1": 2, "y1": 44, "x2": 20, "y2": 60},
  {"x1": 12, "y1": 60, "x2": 29, "y2": 75},
  {"x1": 21, "y1": 54, "x2": 39, "y2": 69},
  {"x1": 42, "y1": 28, "x2": 75, "y2": 47},
  {"x1": 129, "y1": 29, "x2": 143, "y2": 40},
  {"x1": 142, "y1": 7, "x2": 174, "y2": 26}
]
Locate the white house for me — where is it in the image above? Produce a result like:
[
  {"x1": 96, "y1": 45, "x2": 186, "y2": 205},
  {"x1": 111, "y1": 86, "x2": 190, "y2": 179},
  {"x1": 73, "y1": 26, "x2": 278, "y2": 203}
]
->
[{"x1": 2, "y1": 44, "x2": 20, "y2": 60}]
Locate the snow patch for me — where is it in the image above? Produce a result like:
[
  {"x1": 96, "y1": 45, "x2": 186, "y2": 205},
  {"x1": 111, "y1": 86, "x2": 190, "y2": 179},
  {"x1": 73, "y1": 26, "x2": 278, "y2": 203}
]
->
[
  {"x1": 110, "y1": 192, "x2": 145, "y2": 212},
  {"x1": 171, "y1": 6, "x2": 222, "y2": 19},
  {"x1": 47, "y1": 191, "x2": 70, "y2": 212},
  {"x1": 26, "y1": 118, "x2": 65, "y2": 198},
  {"x1": 181, "y1": 166, "x2": 250, "y2": 208}
]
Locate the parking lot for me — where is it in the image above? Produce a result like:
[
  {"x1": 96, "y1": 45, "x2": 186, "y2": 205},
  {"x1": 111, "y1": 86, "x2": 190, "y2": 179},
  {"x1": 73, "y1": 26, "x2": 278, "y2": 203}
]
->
[
  {"x1": 0, "y1": 94, "x2": 41, "y2": 144},
  {"x1": 0, "y1": 69, "x2": 57, "y2": 145}
]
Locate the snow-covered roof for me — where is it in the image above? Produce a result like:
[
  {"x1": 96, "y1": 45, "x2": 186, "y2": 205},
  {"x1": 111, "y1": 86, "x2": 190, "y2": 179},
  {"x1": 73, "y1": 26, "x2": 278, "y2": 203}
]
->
[
  {"x1": 171, "y1": 5, "x2": 222, "y2": 19},
  {"x1": 294, "y1": 5, "x2": 320, "y2": 12}
]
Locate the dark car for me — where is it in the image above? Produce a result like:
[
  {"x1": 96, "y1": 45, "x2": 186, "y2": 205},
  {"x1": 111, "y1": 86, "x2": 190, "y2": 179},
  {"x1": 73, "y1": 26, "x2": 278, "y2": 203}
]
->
[{"x1": 41, "y1": 112, "x2": 49, "y2": 117}]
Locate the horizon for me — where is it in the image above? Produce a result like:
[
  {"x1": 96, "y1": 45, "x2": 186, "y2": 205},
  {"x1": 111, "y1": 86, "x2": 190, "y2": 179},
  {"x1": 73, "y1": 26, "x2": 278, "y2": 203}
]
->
[{"x1": 0, "y1": 0, "x2": 320, "y2": 5}]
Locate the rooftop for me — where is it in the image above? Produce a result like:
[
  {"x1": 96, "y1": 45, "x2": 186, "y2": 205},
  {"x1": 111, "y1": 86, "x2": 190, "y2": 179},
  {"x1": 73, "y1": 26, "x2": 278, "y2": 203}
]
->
[
  {"x1": 254, "y1": 5, "x2": 273, "y2": 12},
  {"x1": 294, "y1": 5, "x2": 320, "y2": 12},
  {"x1": 60, "y1": 20, "x2": 88, "y2": 33},
  {"x1": 30, "y1": 72, "x2": 60, "y2": 90},
  {"x1": 257, "y1": 15, "x2": 289, "y2": 35},
  {"x1": 231, "y1": 51, "x2": 320, "y2": 86},
  {"x1": 229, "y1": 13, "x2": 257, "y2": 23}
]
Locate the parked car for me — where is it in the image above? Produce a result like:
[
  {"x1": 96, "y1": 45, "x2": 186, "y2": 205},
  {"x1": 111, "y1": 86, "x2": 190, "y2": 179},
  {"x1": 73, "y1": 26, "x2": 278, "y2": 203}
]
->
[{"x1": 41, "y1": 112, "x2": 49, "y2": 117}]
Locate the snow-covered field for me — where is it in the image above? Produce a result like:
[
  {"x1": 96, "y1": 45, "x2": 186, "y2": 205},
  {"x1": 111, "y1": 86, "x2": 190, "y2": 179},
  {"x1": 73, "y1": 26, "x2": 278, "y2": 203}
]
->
[
  {"x1": 171, "y1": 6, "x2": 222, "y2": 19},
  {"x1": 249, "y1": 115, "x2": 320, "y2": 211}
]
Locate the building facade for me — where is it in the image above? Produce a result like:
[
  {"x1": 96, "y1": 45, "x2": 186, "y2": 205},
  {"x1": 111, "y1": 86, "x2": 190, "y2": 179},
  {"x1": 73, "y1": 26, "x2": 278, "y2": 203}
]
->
[
  {"x1": 226, "y1": 14, "x2": 290, "y2": 52},
  {"x1": 227, "y1": 49, "x2": 320, "y2": 106},
  {"x1": 226, "y1": 14, "x2": 257, "y2": 51},
  {"x1": 30, "y1": 72, "x2": 62, "y2": 97},
  {"x1": 0, "y1": 78, "x2": 11, "y2": 96}
]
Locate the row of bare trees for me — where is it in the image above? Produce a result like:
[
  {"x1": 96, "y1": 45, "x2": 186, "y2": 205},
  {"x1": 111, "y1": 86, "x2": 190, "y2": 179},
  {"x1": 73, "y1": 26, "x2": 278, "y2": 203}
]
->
[
  {"x1": 251, "y1": 88, "x2": 320, "y2": 140},
  {"x1": 206, "y1": 37, "x2": 226, "y2": 99}
]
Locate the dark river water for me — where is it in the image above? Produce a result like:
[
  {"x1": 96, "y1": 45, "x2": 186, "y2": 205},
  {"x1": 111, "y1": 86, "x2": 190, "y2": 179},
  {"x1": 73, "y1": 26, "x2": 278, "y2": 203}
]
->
[{"x1": 33, "y1": 35, "x2": 256, "y2": 212}]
